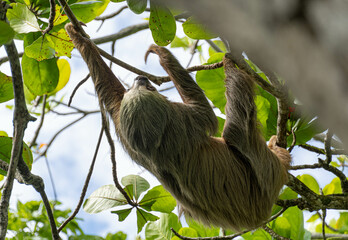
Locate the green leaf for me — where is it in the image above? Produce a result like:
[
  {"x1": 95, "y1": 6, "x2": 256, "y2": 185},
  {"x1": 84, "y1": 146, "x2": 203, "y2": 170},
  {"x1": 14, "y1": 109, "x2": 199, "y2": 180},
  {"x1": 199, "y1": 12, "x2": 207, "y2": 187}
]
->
[
  {"x1": 6, "y1": 3, "x2": 40, "y2": 33},
  {"x1": 171, "y1": 228, "x2": 198, "y2": 240},
  {"x1": 136, "y1": 208, "x2": 159, "y2": 233},
  {"x1": 49, "y1": 59, "x2": 71, "y2": 95},
  {"x1": 170, "y1": 36, "x2": 190, "y2": 49},
  {"x1": 70, "y1": 235, "x2": 104, "y2": 240},
  {"x1": 297, "y1": 174, "x2": 320, "y2": 194},
  {"x1": 139, "y1": 185, "x2": 176, "y2": 213},
  {"x1": 83, "y1": 185, "x2": 128, "y2": 214},
  {"x1": 47, "y1": 29, "x2": 74, "y2": 58},
  {"x1": 287, "y1": 118, "x2": 325, "y2": 146},
  {"x1": 183, "y1": 17, "x2": 217, "y2": 40},
  {"x1": 272, "y1": 187, "x2": 298, "y2": 215},
  {"x1": 0, "y1": 131, "x2": 8, "y2": 137},
  {"x1": 306, "y1": 213, "x2": 319, "y2": 223},
  {"x1": 196, "y1": 53, "x2": 226, "y2": 113},
  {"x1": 242, "y1": 229, "x2": 271, "y2": 240},
  {"x1": 271, "y1": 217, "x2": 291, "y2": 238},
  {"x1": 25, "y1": 36, "x2": 55, "y2": 61},
  {"x1": 185, "y1": 217, "x2": 220, "y2": 237},
  {"x1": 336, "y1": 212, "x2": 348, "y2": 232},
  {"x1": 70, "y1": 0, "x2": 110, "y2": 23},
  {"x1": 0, "y1": 136, "x2": 33, "y2": 176},
  {"x1": 121, "y1": 175, "x2": 150, "y2": 201},
  {"x1": 105, "y1": 231, "x2": 127, "y2": 240},
  {"x1": 208, "y1": 40, "x2": 226, "y2": 56},
  {"x1": 111, "y1": 208, "x2": 132, "y2": 222},
  {"x1": 282, "y1": 207, "x2": 305, "y2": 240},
  {"x1": 149, "y1": 1, "x2": 176, "y2": 46},
  {"x1": 0, "y1": 21, "x2": 15, "y2": 45},
  {"x1": 22, "y1": 54, "x2": 59, "y2": 96},
  {"x1": 145, "y1": 213, "x2": 182, "y2": 240},
  {"x1": 0, "y1": 72, "x2": 14, "y2": 103},
  {"x1": 323, "y1": 177, "x2": 342, "y2": 195},
  {"x1": 127, "y1": 0, "x2": 147, "y2": 14},
  {"x1": 255, "y1": 95, "x2": 270, "y2": 136}
]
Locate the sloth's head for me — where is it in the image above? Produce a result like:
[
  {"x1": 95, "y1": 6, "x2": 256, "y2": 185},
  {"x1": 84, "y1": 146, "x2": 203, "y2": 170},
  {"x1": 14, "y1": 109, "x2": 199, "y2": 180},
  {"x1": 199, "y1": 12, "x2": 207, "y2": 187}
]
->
[{"x1": 131, "y1": 75, "x2": 157, "y2": 92}]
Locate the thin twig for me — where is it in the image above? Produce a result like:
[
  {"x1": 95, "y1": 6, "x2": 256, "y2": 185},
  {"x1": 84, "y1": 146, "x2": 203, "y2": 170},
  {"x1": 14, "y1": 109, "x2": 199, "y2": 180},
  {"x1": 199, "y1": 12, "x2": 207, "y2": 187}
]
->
[
  {"x1": 95, "y1": 6, "x2": 128, "y2": 21},
  {"x1": 322, "y1": 209, "x2": 327, "y2": 240},
  {"x1": 262, "y1": 226, "x2": 290, "y2": 240},
  {"x1": 29, "y1": 94, "x2": 47, "y2": 148},
  {"x1": 68, "y1": 74, "x2": 90, "y2": 106},
  {"x1": 42, "y1": 0, "x2": 56, "y2": 35},
  {"x1": 58, "y1": 125, "x2": 104, "y2": 233},
  {"x1": 100, "y1": 106, "x2": 137, "y2": 207}
]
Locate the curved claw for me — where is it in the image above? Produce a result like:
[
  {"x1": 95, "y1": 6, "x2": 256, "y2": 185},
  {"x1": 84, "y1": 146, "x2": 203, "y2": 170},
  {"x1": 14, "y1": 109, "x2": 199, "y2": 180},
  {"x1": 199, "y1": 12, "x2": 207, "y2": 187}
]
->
[{"x1": 144, "y1": 44, "x2": 161, "y2": 63}]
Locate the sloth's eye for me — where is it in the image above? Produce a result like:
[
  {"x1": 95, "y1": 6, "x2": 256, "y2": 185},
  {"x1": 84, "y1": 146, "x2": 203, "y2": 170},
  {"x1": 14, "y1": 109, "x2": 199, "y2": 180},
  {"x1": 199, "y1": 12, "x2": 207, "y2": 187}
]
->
[{"x1": 146, "y1": 85, "x2": 156, "y2": 91}]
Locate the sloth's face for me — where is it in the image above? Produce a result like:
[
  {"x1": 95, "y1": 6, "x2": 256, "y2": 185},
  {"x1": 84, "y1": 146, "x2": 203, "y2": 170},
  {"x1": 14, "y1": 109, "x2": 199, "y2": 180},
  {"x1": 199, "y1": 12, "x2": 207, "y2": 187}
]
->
[{"x1": 131, "y1": 75, "x2": 157, "y2": 92}]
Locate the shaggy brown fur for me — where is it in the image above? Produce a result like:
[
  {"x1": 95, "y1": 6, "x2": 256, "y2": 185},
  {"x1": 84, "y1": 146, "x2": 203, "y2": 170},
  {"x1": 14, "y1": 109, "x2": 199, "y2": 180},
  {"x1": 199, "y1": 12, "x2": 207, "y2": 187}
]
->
[{"x1": 65, "y1": 23, "x2": 291, "y2": 230}]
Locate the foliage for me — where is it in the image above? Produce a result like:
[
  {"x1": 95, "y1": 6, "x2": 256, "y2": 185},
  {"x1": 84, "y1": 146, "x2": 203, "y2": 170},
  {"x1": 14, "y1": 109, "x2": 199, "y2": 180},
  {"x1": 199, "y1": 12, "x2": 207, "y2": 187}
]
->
[{"x1": 0, "y1": 0, "x2": 348, "y2": 239}]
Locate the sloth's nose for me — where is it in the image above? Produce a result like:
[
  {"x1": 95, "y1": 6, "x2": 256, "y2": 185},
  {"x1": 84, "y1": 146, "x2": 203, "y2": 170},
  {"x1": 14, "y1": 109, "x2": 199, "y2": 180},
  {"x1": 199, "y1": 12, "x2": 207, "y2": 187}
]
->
[{"x1": 134, "y1": 76, "x2": 149, "y2": 85}]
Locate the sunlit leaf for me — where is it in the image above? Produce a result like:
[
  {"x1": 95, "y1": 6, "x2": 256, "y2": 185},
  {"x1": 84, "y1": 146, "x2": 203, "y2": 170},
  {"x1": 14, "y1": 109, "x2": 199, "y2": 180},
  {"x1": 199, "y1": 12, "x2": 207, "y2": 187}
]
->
[
  {"x1": 145, "y1": 213, "x2": 181, "y2": 240},
  {"x1": 185, "y1": 217, "x2": 220, "y2": 237},
  {"x1": 139, "y1": 185, "x2": 176, "y2": 213},
  {"x1": 49, "y1": 59, "x2": 71, "y2": 95},
  {"x1": 70, "y1": 0, "x2": 110, "y2": 23},
  {"x1": 6, "y1": 3, "x2": 40, "y2": 33},
  {"x1": 297, "y1": 174, "x2": 320, "y2": 194},
  {"x1": 121, "y1": 175, "x2": 150, "y2": 201},
  {"x1": 323, "y1": 177, "x2": 342, "y2": 195},
  {"x1": 172, "y1": 228, "x2": 198, "y2": 240},
  {"x1": 47, "y1": 29, "x2": 74, "y2": 58},
  {"x1": 25, "y1": 36, "x2": 55, "y2": 61},
  {"x1": 83, "y1": 185, "x2": 128, "y2": 213}
]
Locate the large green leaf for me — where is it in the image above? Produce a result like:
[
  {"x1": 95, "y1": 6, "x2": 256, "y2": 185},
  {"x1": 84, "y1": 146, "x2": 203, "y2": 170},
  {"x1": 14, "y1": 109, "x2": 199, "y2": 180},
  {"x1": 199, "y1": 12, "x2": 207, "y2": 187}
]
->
[
  {"x1": 83, "y1": 185, "x2": 128, "y2": 213},
  {"x1": 297, "y1": 174, "x2": 320, "y2": 194},
  {"x1": 0, "y1": 21, "x2": 15, "y2": 45},
  {"x1": 25, "y1": 36, "x2": 55, "y2": 61},
  {"x1": 48, "y1": 59, "x2": 71, "y2": 95},
  {"x1": 70, "y1": 0, "x2": 110, "y2": 23},
  {"x1": 127, "y1": 0, "x2": 147, "y2": 14},
  {"x1": 22, "y1": 54, "x2": 59, "y2": 96},
  {"x1": 282, "y1": 207, "x2": 305, "y2": 240},
  {"x1": 172, "y1": 228, "x2": 198, "y2": 240},
  {"x1": 6, "y1": 3, "x2": 40, "y2": 33},
  {"x1": 136, "y1": 208, "x2": 159, "y2": 233},
  {"x1": 0, "y1": 136, "x2": 33, "y2": 176},
  {"x1": 185, "y1": 217, "x2": 220, "y2": 237},
  {"x1": 121, "y1": 175, "x2": 150, "y2": 201},
  {"x1": 47, "y1": 29, "x2": 74, "y2": 58},
  {"x1": 0, "y1": 72, "x2": 14, "y2": 103},
  {"x1": 242, "y1": 229, "x2": 271, "y2": 240},
  {"x1": 196, "y1": 53, "x2": 226, "y2": 113},
  {"x1": 139, "y1": 185, "x2": 176, "y2": 213},
  {"x1": 149, "y1": 1, "x2": 176, "y2": 46},
  {"x1": 323, "y1": 177, "x2": 342, "y2": 195},
  {"x1": 145, "y1": 213, "x2": 182, "y2": 240},
  {"x1": 183, "y1": 17, "x2": 217, "y2": 40}
]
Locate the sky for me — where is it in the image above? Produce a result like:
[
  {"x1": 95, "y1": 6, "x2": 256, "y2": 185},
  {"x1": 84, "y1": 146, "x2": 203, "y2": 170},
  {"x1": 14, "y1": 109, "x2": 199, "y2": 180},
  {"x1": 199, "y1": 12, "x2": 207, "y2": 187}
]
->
[{"x1": 0, "y1": 2, "x2": 346, "y2": 239}]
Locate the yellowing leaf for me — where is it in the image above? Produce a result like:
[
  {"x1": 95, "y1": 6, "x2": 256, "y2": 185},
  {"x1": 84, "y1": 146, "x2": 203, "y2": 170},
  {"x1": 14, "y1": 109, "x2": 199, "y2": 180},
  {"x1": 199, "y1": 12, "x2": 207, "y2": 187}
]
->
[
  {"x1": 47, "y1": 29, "x2": 74, "y2": 58},
  {"x1": 54, "y1": 5, "x2": 69, "y2": 26},
  {"x1": 49, "y1": 59, "x2": 71, "y2": 94}
]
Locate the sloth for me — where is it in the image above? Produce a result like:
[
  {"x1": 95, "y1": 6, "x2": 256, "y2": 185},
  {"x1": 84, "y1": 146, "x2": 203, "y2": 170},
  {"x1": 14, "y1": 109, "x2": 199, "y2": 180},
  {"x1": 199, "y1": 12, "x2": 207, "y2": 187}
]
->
[{"x1": 65, "y1": 23, "x2": 291, "y2": 230}]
